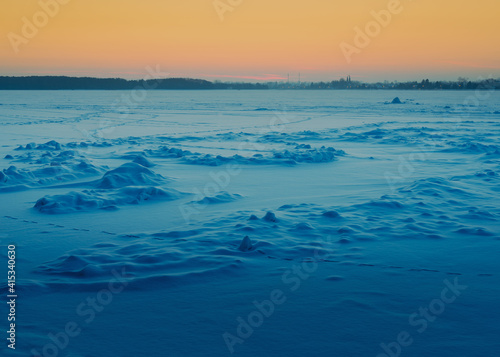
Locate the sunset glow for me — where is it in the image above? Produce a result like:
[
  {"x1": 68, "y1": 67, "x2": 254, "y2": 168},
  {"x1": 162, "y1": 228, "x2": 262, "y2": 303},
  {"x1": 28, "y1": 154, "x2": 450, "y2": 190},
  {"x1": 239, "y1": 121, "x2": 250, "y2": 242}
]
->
[{"x1": 1, "y1": 0, "x2": 499, "y2": 81}]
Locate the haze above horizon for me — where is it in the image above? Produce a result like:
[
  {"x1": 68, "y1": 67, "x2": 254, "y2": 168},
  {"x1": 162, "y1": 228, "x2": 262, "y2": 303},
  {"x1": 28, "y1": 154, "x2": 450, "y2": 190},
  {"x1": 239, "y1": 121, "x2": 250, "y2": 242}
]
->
[{"x1": 1, "y1": 0, "x2": 499, "y2": 82}]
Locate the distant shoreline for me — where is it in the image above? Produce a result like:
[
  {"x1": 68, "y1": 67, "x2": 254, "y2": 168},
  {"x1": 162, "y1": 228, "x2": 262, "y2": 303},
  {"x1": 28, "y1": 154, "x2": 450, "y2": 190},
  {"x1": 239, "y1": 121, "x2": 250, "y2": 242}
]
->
[{"x1": 0, "y1": 76, "x2": 498, "y2": 91}]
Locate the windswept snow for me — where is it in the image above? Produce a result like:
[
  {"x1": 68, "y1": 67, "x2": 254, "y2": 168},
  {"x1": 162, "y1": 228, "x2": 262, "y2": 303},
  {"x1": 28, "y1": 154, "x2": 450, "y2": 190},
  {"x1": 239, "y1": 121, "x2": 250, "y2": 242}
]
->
[{"x1": 0, "y1": 90, "x2": 499, "y2": 357}]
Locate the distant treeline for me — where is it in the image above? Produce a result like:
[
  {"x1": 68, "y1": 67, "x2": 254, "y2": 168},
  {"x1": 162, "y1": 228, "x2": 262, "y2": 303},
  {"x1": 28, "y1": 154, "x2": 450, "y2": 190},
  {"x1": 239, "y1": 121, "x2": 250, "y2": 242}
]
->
[
  {"x1": 271, "y1": 78, "x2": 500, "y2": 90},
  {"x1": 0, "y1": 76, "x2": 499, "y2": 90},
  {"x1": 0, "y1": 76, "x2": 268, "y2": 90}
]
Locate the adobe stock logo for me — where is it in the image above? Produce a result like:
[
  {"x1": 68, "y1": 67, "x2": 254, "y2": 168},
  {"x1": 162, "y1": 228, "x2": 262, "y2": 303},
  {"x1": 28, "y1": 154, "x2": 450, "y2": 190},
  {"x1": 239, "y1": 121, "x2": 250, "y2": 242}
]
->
[
  {"x1": 340, "y1": 0, "x2": 413, "y2": 64},
  {"x1": 376, "y1": 277, "x2": 467, "y2": 357},
  {"x1": 213, "y1": 0, "x2": 243, "y2": 21},
  {"x1": 7, "y1": 0, "x2": 71, "y2": 54}
]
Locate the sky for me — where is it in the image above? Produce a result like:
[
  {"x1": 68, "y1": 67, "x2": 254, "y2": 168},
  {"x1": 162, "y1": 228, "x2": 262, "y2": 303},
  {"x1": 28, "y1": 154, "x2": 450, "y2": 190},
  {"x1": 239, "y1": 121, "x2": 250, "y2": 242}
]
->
[{"x1": 1, "y1": 0, "x2": 499, "y2": 82}]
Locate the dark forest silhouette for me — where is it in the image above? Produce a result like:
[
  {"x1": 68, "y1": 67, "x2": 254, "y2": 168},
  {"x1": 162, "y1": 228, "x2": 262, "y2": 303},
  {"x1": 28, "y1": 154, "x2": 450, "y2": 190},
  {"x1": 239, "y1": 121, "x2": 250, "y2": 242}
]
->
[{"x1": 0, "y1": 76, "x2": 498, "y2": 90}]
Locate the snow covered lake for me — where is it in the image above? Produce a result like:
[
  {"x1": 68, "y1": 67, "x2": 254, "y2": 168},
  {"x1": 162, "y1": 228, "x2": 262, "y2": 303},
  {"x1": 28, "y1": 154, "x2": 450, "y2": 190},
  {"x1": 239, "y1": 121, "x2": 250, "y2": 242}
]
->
[{"x1": 1, "y1": 90, "x2": 499, "y2": 356}]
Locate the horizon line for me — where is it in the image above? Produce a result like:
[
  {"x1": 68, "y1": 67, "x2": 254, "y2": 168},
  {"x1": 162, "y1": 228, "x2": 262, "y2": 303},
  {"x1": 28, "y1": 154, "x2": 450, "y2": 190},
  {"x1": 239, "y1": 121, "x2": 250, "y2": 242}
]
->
[{"x1": 1, "y1": 74, "x2": 499, "y2": 85}]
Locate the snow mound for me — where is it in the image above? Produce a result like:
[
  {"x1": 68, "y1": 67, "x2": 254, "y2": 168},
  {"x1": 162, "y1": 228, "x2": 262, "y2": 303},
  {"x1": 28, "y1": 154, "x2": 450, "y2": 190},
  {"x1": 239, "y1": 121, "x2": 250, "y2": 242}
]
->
[
  {"x1": 36, "y1": 140, "x2": 62, "y2": 150},
  {"x1": 263, "y1": 211, "x2": 278, "y2": 222},
  {"x1": 445, "y1": 141, "x2": 500, "y2": 155},
  {"x1": 34, "y1": 186, "x2": 181, "y2": 214},
  {"x1": 37, "y1": 238, "x2": 243, "y2": 284},
  {"x1": 192, "y1": 192, "x2": 243, "y2": 205},
  {"x1": 132, "y1": 155, "x2": 156, "y2": 167},
  {"x1": 95, "y1": 163, "x2": 165, "y2": 189},
  {"x1": 0, "y1": 158, "x2": 103, "y2": 192},
  {"x1": 238, "y1": 236, "x2": 253, "y2": 251},
  {"x1": 362, "y1": 129, "x2": 387, "y2": 137},
  {"x1": 322, "y1": 211, "x2": 342, "y2": 219},
  {"x1": 180, "y1": 146, "x2": 344, "y2": 166},
  {"x1": 358, "y1": 199, "x2": 405, "y2": 210},
  {"x1": 15, "y1": 140, "x2": 62, "y2": 151},
  {"x1": 400, "y1": 177, "x2": 471, "y2": 197}
]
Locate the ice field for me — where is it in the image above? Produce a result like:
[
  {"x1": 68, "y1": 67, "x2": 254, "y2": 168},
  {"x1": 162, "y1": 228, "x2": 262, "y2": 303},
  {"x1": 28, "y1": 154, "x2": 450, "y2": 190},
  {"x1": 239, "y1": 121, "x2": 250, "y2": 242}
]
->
[{"x1": 0, "y1": 89, "x2": 499, "y2": 356}]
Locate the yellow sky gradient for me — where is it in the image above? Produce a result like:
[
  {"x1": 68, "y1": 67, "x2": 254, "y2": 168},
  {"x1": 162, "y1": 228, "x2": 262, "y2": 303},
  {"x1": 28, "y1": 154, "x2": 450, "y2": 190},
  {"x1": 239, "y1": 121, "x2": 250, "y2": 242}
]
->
[{"x1": 1, "y1": 0, "x2": 499, "y2": 81}]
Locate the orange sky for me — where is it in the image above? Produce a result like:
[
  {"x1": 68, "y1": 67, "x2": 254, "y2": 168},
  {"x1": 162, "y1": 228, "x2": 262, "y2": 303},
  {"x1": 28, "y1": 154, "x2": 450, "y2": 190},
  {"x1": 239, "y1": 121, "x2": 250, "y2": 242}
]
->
[{"x1": 1, "y1": 0, "x2": 499, "y2": 81}]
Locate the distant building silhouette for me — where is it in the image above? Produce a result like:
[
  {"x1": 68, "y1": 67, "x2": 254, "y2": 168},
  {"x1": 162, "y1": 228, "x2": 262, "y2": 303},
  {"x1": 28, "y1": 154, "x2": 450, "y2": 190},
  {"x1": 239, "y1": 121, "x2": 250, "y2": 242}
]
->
[{"x1": 0, "y1": 76, "x2": 498, "y2": 91}]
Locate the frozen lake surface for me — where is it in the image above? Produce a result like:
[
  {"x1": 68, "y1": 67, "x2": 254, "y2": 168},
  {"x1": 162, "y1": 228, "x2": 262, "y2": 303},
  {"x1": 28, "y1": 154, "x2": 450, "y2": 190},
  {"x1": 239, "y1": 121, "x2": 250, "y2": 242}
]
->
[{"x1": 0, "y1": 90, "x2": 499, "y2": 356}]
